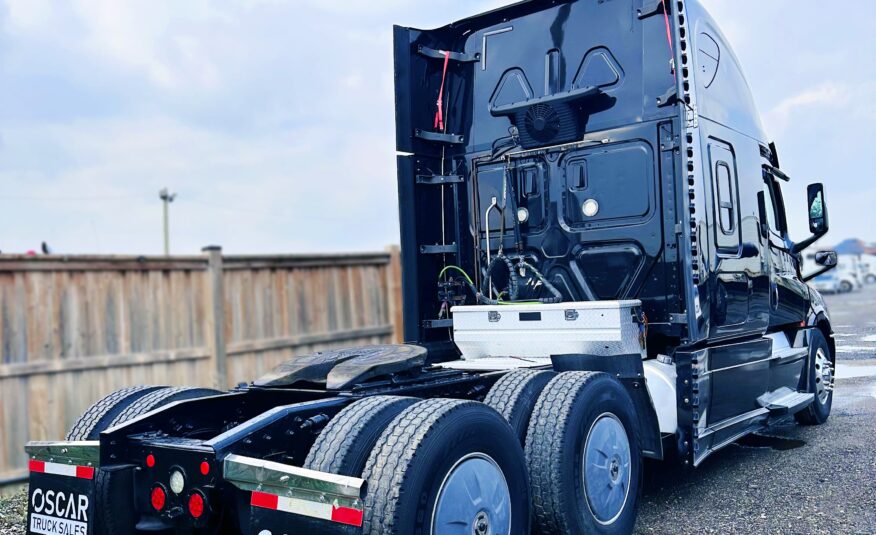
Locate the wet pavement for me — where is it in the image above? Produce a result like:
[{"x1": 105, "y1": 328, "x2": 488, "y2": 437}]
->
[{"x1": 636, "y1": 284, "x2": 876, "y2": 535}]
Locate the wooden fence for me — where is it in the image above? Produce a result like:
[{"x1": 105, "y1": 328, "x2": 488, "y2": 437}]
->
[{"x1": 0, "y1": 246, "x2": 402, "y2": 485}]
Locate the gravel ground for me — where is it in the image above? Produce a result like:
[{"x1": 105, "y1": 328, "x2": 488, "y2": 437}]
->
[
  {"x1": 635, "y1": 372, "x2": 876, "y2": 534},
  {"x1": 0, "y1": 490, "x2": 26, "y2": 535},
  {"x1": 3, "y1": 287, "x2": 875, "y2": 535},
  {"x1": 636, "y1": 285, "x2": 876, "y2": 534}
]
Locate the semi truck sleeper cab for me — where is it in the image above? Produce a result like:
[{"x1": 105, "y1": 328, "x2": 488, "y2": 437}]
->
[{"x1": 25, "y1": 1, "x2": 839, "y2": 534}]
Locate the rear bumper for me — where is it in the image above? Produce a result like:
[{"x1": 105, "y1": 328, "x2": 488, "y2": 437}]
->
[
  {"x1": 24, "y1": 441, "x2": 365, "y2": 534},
  {"x1": 25, "y1": 441, "x2": 100, "y2": 479}
]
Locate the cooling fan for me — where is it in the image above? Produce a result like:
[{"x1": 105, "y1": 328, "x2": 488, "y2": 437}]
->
[
  {"x1": 524, "y1": 104, "x2": 562, "y2": 143},
  {"x1": 491, "y1": 86, "x2": 602, "y2": 149}
]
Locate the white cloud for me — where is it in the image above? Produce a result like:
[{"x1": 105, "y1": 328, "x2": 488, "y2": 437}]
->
[
  {"x1": 0, "y1": 114, "x2": 398, "y2": 254},
  {"x1": 0, "y1": 0, "x2": 872, "y2": 255},
  {"x1": 765, "y1": 83, "x2": 849, "y2": 135}
]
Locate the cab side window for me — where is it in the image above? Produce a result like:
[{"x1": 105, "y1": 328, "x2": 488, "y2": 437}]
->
[
  {"x1": 762, "y1": 175, "x2": 787, "y2": 236},
  {"x1": 708, "y1": 140, "x2": 741, "y2": 254}
]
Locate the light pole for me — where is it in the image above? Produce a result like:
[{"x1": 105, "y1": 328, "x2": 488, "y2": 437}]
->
[{"x1": 159, "y1": 188, "x2": 177, "y2": 256}]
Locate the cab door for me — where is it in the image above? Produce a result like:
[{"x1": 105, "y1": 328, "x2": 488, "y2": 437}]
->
[{"x1": 706, "y1": 138, "x2": 752, "y2": 338}]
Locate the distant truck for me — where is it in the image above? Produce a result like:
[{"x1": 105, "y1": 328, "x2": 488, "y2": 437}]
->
[
  {"x1": 809, "y1": 253, "x2": 865, "y2": 292},
  {"x1": 24, "y1": 1, "x2": 839, "y2": 534},
  {"x1": 859, "y1": 253, "x2": 876, "y2": 284}
]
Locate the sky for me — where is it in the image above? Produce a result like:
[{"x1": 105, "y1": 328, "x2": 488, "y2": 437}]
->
[{"x1": 0, "y1": 0, "x2": 873, "y2": 255}]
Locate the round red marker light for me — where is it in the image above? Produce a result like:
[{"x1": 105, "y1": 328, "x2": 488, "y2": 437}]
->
[
  {"x1": 188, "y1": 492, "x2": 205, "y2": 519},
  {"x1": 151, "y1": 486, "x2": 166, "y2": 511},
  {"x1": 146, "y1": 454, "x2": 156, "y2": 468},
  {"x1": 199, "y1": 461, "x2": 210, "y2": 476}
]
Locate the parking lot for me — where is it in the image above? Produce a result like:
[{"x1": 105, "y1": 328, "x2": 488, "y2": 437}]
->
[{"x1": 3, "y1": 288, "x2": 876, "y2": 534}]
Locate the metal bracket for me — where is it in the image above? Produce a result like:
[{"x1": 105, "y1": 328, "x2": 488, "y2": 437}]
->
[
  {"x1": 657, "y1": 85, "x2": 678, "y2": 108},
  {"x1": 26, "y1": 441, "x2": 101, "y2": 467},
  {"x1": 422, "y1": 319, "x2": 454, "y2": 329},
  {"x1": 669, "y1": 313, "x2": 688, "y2": 324},
  {"x1": 416, "y1": 174, "x2": 464, "y2": 185},
  {"x1": 415, "y1": 129, "x2": 465, "y2": 145},
  {"x1": 685, "y1": 104, "x2": 699, "y2": 129},
  {"x1": 661, "y1": 135, "x2": 679, "y2": 152},
  {"x1": 417, "y1": 45, "x2": 480, "y2": 63},
  {"x1": 224, "y1": 454, "x2": 364, "y2": 527},
  {"x1": 564, "y1": 309, "x2": 580, "y2": 321},
  {"x1": 637, "y1": 0, "x2": 669, "y2": 19},
  {"x1": 420, "y1": 244, "x2": 459, "y2": 255}
]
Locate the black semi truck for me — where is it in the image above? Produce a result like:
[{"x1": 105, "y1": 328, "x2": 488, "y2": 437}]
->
[{"x1": 24, "y1": 1, "x2": 839, "y2": 534}]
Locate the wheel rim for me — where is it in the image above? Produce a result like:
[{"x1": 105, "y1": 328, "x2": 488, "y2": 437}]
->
[
  {"x1": 582, "y1": 413, "x2": 631, "y2": 526},
  {"x1": 814, "y1": 347, "x2": 833, "y2": 404},
  {"x1": 431, "y1": 453, "x2": 511, "y2": 535}
]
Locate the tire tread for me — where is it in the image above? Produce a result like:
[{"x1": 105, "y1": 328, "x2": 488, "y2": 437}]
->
[
  {"x1": 484, "y1": 369, "x2": 555, "y2": 442},
  {"x1": 362, "y1": 398, "x2": 474, "y2": 533},
  {"x1": 525, "y1": 371, "x2": 604, "y2": 534},
  {"x1": 304, "y1": 395, "x2": 417, "y2": 475},
  {"x1": 66, "y1": 385, "x2": 165, "y2": 441}
]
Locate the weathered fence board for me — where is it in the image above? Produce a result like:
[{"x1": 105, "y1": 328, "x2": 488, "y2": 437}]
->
[{"x1": 0, "y1": 247, "x2": 401, "y2": 485}]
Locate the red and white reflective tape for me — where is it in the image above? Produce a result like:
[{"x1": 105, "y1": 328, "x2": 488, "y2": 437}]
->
[
  {"x1": 29, "y1": 459, "x2": 95, "y2": 480},
  {"x1": 250, "y1": 490, "x2": 363, "y2": 527}
]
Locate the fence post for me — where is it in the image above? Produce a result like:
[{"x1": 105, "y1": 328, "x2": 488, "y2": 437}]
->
[
  {"x1": 203, "y1": 246, "x2": 228, "y2": 389},
  {"x1": 386, "y1": 245, "x2": 404, "y2": 344}
]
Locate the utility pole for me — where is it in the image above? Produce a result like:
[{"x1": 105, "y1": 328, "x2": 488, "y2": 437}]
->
[{"x1": 159, "y1": 188, "x2": 177, "y2": 256}]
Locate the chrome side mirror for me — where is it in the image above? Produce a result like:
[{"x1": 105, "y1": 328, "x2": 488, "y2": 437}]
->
[{"x1": 814, "y1": 251, "x2": 837, "y2": 268}]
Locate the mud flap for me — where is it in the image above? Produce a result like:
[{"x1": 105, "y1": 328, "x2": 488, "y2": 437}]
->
[
  {"x1": 25, "y1": 442, "x2": 100, "y2": 535},
  {"x1": 27, "y1": 467, "x2": 95, "y2": 535}
]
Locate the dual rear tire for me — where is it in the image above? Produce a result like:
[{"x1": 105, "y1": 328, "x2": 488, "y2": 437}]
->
[
  {"x1": 306, "y1": 369, "x2": 641, "y2": 535},
  {"x1": 524, "y1": 372, "x2": 641, "y2": 534},
  {"x1": 485, "y1": 369, "x2": 642, "y2": 534},
  {"x1": 305, "y1": 396, "x2": 531, "y2": 535}
]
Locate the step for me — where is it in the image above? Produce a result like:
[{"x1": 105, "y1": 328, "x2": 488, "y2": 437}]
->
[{"x1": 757, "y1": 387, "x2": 814, "y2": 415}]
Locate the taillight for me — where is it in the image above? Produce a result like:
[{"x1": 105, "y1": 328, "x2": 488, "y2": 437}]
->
[
  {"x1": 199, "y1": 461, "x2": 210, "y2": 476},
  {"x1": 188, "y1": 492, "x2": 205, "y2": 519},
  {"x1": 146, "y1": 454, "x2": 156, "y2": 468},
  {"x1": 151, "y1": 486, "x2": 166, "y2": 511}
]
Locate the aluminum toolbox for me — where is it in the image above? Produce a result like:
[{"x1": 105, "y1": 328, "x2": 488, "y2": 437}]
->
[{"x1": 450, "y1": 300, "x2": 645, "y2": 360}]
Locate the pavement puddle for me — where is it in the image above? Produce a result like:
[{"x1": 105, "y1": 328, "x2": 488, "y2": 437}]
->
[
  {"x1": 835, "y1": 363, "x2": 876, "y2": 379},
  {"x1": 736, "y1": 434, "x2": 806, "y2": 451},
  {"x1": 836, "y1": 346, "x2": 876, "y2": 354}
]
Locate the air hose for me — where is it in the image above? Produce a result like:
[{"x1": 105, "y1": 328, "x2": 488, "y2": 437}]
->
[
  {"x1": 440, "y1": 255, "x2": 563, "y2": 306},
  {"x1": 514, "y1": 260, "x2": 564, "y2": 304},
  {"x1": 481, "y1": 254, "x2": 519, "y2": 302}
]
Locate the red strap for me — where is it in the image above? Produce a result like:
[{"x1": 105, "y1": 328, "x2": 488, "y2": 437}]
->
[
  {"x1": 434, "y1": 50, "x2": 451, "y2": 131},
  {"x1": 660, "y1": 0, "x2": 676, "y2": 77}
]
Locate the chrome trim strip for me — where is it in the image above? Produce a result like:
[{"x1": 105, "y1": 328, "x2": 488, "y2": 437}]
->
[
  {"x1": 696, "y1": 408, "x2": 769, "y2": 439},
  {"x1": 223, "y1": 454, "x2": 364, "y2": 511},
  {"x1": 25, "y1": 441, "x2": 100, "y2": 467}
]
